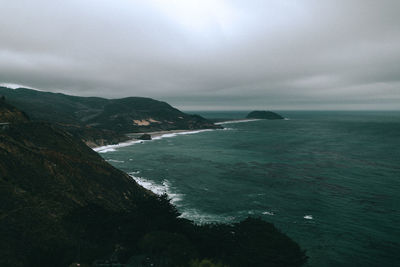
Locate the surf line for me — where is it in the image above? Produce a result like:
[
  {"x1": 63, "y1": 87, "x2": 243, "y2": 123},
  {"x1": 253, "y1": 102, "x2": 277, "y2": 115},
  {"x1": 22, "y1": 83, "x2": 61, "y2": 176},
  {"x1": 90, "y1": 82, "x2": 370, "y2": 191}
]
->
[
  {"x1": 215, "y1": 119, "x2": 261, "y2": 125},
  {"x1": 93, "y1": 129, "x2": 215, "y2": 153}
]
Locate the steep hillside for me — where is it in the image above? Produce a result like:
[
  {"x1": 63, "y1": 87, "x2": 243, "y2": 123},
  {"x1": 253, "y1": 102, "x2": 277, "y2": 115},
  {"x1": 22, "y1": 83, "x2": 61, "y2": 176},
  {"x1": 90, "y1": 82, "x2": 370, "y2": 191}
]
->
[
  {"x1": 0, "y1": 102, "x2": 307, "y2": 266},
  {"x1": 0, "y1": 87, "x2": 220, "y2": 133},
  {"x1": 0, "y1": 123, "x2": 150, "y2": 266},
  {"x1": 0, "y1": 97, "x2": 29, "y2": 123}
]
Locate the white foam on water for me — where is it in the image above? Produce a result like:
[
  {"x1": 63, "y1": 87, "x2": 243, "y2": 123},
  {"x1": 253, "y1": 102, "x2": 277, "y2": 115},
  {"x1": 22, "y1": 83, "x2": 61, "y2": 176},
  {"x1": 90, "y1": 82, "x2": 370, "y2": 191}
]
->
[
  {"x1": 94, "y1": 139, "x2": 144, "y2": 153},
  {"x1": 128, "y1": 173, "x2": 233, "y2": 224},
  {"x1": 304, "y1": 215, "x2": 313, "y2": 220},
  {"x1": 153, "y1": 133, "x2": 174, "y2": 139},
  {"x1": 162, "y1": 180, "x2": 184, "y2": 204},
  {"x1": 98, "y1": 147, "x2": 116, "y2": 153},
  {"x1": 153, "y1": 129, "x2": 215, "y2": 140},
  {"x1": 128, "y1": 173, "x2": 183, "y2": 204},
  {"x1": 106, "y1": 159, "x2": 125, "y2": 163},
  {"x1": 179, "y1": 209, "x2": 235, "y2": 224},
  {"x1": 178, "y1": 129, "x2": 214, "y2": 135},
  {"x1": 129, "y1": 174, "x2": 167, "y2": 196},
  {"x1": 94, "y1": 129, "x2": 215, "y2": 153},
  {"x1": 262, "y1": 211, "x2": 275, "y2": 216},
  {"x1": 215, "y1": 119, "x2": 261, "y2": 125}
]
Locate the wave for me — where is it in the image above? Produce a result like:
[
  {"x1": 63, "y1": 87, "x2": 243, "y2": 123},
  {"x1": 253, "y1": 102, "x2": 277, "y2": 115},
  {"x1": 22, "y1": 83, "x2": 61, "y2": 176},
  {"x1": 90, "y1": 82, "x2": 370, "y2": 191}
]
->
[
  {"x1": 129, "y1": 172, "x2": 234, "y2": 224},
  {"x1": 215, "y1": 119, "x2": 261, "y2": 125},
  {"x1": 94, "y1": 129, "x2": 215, "y2": 153},
  {"x1": 179, "y1": 209, "x2": 235, "y2": 224},
  {"x1": 105, "y1": 159, "x2": 125, "y2": 163},
  {"x1": 304, "y1": 215, "x2": 313, "y2": 220},
  {"x1": 93, "y1": 139, "x2": 145, "y2": 153},
  {"x1": 262, "y1": 211, "x2": 275, "y2": 216},
  {"x1": 152, "y1": 129, "x2": 214, "y2": 140},
  {"x1": 128, "y1": 173, "x2": 183, "y2": 204}
]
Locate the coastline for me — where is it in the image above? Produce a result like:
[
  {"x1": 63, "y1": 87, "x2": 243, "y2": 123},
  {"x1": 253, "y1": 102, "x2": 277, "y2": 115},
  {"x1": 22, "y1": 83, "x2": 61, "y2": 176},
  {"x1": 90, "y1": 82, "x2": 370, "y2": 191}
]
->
[
  {"x1": 126, "y1": 129, "x2": 205, "y2": 139},
  {"x1": 92, "y1": 119, "x2": 264, "y2": 153},
  {"x1": 215, "y1": 118, "x2": 261, "y2": 125},
  {"x1": 93, "y1": 128, "x2": 215, "y2": 153}
]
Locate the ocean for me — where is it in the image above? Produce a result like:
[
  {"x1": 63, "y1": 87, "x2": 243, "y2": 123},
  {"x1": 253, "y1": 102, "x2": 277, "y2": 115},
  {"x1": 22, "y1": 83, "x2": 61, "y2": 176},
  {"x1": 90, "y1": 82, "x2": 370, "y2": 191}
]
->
[{"x1": 96, "y1": 111, "x2": 400, "y2": 267}]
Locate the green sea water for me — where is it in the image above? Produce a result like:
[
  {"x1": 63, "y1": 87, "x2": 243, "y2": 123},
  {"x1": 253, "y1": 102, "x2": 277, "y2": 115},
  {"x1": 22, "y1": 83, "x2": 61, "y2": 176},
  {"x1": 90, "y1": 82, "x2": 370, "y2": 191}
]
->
[{"x1": 98, "y1": 111, "x2": 400, "y2": 266}]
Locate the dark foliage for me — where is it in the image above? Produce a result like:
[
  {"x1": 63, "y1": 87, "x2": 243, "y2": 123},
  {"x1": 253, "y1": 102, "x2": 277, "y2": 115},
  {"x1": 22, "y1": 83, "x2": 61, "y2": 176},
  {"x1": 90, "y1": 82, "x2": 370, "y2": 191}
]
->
[
  {"x1": 0, "y1": 86, "x2": 220, "y2": 136},
  {"x1": 60, "y1": 199, "x2": 308, "y2": 267}
]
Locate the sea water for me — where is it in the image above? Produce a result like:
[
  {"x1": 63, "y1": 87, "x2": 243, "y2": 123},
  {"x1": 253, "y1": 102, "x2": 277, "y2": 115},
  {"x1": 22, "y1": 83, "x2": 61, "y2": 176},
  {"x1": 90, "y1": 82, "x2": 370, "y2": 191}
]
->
[{"x1": 98, "y1": 111, "x2": 400, "y2": 266}]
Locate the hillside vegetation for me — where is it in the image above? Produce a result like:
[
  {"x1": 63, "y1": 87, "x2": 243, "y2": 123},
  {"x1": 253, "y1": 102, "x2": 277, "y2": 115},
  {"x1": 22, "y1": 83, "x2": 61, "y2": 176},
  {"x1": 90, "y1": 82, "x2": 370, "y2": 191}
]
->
[
  {"x1": 0, "y1": 100, "x2": 307, "y2": 266},
  {"x1": 0, "y1": 87, "x2": 219, "y2": 133}
]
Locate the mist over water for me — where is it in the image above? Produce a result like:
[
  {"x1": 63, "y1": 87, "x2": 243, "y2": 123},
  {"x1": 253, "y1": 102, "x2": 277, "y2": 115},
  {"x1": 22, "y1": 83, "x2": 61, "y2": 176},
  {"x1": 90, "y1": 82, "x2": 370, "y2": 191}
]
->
[{"x1": 100, "y1": 111, "x2": 400, "y2": 267}]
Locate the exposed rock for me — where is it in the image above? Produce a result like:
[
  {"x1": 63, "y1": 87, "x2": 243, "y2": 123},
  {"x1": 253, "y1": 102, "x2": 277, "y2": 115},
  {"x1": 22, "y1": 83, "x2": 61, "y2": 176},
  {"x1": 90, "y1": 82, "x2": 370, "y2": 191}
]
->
[{"x1": 137, "y1": 133, "x2": 152, "y2": 140}]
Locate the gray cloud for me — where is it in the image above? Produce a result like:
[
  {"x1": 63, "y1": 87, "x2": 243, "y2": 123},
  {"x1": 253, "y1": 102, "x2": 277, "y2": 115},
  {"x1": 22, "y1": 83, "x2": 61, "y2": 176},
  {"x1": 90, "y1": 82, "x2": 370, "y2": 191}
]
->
[{"x1": 0, "y1": 0, "x2": 399, "y2": 110}]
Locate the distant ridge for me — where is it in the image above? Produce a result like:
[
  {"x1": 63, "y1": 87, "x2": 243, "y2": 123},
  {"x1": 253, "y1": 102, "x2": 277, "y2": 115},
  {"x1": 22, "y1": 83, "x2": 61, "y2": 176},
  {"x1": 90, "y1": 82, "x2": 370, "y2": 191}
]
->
[
  {"x1": 0, "y1": 86, "x2": 219, "y2": 132},
  {"x1": 0, "y1": 86, "x2": 221, "y2": 146}
]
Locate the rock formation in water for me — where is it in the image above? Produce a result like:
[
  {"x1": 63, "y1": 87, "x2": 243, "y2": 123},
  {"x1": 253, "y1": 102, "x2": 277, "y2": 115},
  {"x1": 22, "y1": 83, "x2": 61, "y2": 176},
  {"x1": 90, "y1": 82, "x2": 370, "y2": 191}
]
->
[
  {"x1": 246, "y1": 110, "x2": 284, "y2": 120},
  {"x1": 137, "y1": 133, "x2": 152, "y2": 140}
]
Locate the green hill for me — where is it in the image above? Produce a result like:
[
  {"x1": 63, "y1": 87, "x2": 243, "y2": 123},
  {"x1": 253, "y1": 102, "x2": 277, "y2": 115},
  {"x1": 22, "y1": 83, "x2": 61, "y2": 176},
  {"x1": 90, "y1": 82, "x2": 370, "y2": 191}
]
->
[{"x1": 0, "y1": 87, "x2": 220, "y2": 133}]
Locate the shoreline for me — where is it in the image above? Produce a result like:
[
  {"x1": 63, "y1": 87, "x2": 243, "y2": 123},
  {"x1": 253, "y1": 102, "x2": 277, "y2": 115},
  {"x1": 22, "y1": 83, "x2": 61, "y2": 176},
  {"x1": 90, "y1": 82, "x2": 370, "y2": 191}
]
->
[
  {"x1": 91, "y1": 119, "x2": 261, "y2": 153},
  {"x1": 92, "y1": 119, "x2": 264, "y2": 153},
  {"x1": 126, "y1": 129, "x2": 201, "y2": 139},
  {"x1": 215, "y1": 118, "x2": 261, "y2": 125},
  {"x1": 93, "y1": 128, "x2": 215, "y2": 153}
]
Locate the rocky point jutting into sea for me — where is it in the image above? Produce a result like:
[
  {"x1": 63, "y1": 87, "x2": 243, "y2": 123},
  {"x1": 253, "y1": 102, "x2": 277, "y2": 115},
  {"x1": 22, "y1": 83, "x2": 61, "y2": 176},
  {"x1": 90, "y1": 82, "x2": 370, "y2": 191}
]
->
[{"x1": 0, "y1": 86, "x2": 221, "y2": 147}]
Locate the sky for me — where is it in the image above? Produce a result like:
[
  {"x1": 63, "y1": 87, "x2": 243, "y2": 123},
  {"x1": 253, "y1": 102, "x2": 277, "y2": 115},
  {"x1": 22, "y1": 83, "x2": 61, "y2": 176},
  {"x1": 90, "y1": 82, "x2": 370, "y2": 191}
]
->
[{"x1": 0, "y1": 0, "x2": 399, "y2": 110}]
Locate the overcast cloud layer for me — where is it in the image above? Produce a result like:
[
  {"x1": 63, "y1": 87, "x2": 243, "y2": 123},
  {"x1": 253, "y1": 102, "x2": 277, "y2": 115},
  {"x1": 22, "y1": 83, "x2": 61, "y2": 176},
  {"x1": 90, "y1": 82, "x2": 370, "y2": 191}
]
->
[{"x1": 1, "y1": 0, "x2": 399, "y2": 110}]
